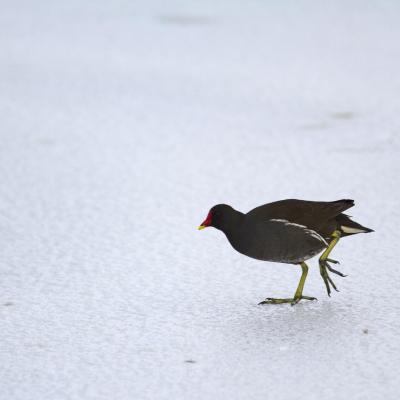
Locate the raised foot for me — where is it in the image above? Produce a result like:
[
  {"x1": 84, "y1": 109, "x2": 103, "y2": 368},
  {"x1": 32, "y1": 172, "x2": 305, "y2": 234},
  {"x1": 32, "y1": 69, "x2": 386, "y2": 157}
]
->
[
  {"x1": 319, "y1": 259, "x2": 347, "y2": 296},
  {"x1": 258, "y1": 296, "x2": 317, "y2": 306}
]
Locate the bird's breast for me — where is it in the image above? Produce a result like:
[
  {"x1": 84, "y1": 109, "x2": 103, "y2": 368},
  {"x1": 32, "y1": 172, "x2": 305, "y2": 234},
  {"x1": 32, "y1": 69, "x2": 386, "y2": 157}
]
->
[{"x1": 224, "y1": 220, "x2": 326, "y2": 264}]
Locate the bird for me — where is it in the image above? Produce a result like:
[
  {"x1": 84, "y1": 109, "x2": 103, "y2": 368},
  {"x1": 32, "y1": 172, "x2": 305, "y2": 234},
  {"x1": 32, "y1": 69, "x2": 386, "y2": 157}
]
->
[{"x1": 198, "y1": 199, "x2": 373, "y2": 305}]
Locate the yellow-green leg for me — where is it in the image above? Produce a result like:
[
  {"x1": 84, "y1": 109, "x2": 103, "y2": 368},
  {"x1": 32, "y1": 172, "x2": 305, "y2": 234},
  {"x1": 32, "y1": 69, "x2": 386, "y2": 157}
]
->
[
  {"x1": 259, "y1": 262, "x2": 317, "y2": 306},
  {"x1": 319, "y1": 230, "x2": 346, "y2": 296}
]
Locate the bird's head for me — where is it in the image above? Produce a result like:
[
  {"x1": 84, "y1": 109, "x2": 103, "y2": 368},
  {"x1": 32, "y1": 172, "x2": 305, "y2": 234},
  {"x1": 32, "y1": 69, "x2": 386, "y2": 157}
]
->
[{"x1": 198, "y1": 204, "x2": 236, "y2": 231}]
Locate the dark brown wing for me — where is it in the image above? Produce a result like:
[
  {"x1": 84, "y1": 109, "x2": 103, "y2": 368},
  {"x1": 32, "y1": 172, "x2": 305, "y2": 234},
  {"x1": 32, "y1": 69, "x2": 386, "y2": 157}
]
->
[{"x1": 246, "y1": 199, "x2": 355, "y2": 238}]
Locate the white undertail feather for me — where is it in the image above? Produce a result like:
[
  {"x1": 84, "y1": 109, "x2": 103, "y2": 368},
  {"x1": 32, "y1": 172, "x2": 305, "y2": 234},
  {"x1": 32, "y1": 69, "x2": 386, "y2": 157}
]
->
[
  {"x1": 341, "y1": 225, "x2": 367, "y2": 234},
  {"x1": 270, "y1": 219, "x2": 328, "y2": 246}
]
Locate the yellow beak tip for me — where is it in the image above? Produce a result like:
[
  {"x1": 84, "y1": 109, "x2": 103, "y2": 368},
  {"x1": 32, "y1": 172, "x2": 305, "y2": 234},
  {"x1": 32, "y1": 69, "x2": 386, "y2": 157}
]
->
[{"x1": 198, "y1": 225, "x2": 206, "y2": 230}]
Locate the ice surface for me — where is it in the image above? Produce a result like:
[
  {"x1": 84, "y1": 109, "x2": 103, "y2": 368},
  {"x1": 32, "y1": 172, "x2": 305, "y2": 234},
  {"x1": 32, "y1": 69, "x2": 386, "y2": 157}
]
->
[{"x1": 1, "y1": 1, "x2": 399, "y2": 399}]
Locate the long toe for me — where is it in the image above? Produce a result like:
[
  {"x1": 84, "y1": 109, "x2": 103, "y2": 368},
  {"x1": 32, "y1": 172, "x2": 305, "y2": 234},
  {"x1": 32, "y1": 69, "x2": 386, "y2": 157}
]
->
[
  {"x1": 326, "y1": 263, "x2": 347, "y2": 277},
  {"x1": 291, "y1": 296, "x2": 317, "y2": 306},
  {"x1": 326, "y1": 271, "x2": 339, "y2": 292},
  {"x1": 302, "y1": 296, "x2": 317, "y2": 301},
  {"x1": 326, "y1": 258, "x2": 340, "y2": 264},
  {"x1": 320, "y1": 270, "x2": 332, "y2": 296},
  {"x1": 259, "y1": 298, "x2": 293, "y2": 305}
]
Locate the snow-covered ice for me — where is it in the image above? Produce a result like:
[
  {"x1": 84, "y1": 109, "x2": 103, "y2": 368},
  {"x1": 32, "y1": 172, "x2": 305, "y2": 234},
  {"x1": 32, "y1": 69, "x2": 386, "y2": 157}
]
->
[{"x1": 1, "y1": 1, "x2": 400, "y2": 399}]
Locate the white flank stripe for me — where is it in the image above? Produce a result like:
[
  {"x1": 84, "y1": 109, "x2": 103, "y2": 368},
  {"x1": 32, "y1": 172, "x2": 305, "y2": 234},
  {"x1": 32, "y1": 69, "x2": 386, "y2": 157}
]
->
[{"x1": 270, "y1": 219, "x2": 328, "y2": 246}]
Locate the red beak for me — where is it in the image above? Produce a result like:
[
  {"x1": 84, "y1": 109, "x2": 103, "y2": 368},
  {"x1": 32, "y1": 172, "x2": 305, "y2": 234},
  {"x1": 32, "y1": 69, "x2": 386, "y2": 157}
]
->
[{"x1": 198, "y1": 211, "x2": 212, "y2": 230}]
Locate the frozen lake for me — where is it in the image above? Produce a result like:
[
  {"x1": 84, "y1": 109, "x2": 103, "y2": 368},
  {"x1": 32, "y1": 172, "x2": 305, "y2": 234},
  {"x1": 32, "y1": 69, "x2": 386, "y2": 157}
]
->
[{"x1": 1, "y1": 1, "x2": 399, "y2": 399}]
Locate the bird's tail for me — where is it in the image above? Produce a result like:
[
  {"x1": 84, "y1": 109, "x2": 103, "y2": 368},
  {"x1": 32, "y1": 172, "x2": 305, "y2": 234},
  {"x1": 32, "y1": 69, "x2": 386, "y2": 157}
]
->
[{"x1": 336, "y1": 213, "x2": 374, "y2": 235}]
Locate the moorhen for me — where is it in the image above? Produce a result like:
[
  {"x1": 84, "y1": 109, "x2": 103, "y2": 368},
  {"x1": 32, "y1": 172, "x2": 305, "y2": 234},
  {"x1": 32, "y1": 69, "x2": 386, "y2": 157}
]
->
[{"x1": 198, "y1": 199, "x2": 373, "y2": 305}]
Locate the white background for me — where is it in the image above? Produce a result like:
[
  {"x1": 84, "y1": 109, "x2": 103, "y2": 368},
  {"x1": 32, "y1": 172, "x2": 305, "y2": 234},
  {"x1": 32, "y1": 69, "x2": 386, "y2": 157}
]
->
[{"x1": 1, "y1": 1, "x2": 399, "y2": 399}]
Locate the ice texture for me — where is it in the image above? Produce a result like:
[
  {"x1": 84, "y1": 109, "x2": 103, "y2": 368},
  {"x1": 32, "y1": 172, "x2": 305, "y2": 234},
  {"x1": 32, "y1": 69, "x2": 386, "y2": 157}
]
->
[{"x1": 1, "y1": 1, "x2": 399, "y2": 399}]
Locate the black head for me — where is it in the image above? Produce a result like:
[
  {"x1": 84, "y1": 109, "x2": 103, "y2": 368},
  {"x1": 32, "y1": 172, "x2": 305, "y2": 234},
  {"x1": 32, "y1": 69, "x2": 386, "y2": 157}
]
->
[{"x1": 198, "y1": 204, "x2": 237, "y2": 231}]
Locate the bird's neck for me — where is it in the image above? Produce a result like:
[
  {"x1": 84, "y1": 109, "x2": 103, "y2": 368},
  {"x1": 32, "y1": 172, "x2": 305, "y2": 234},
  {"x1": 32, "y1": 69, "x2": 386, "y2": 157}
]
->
[{"x1": 219, "y1": 209, "x2": 245, "y2": 237}]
